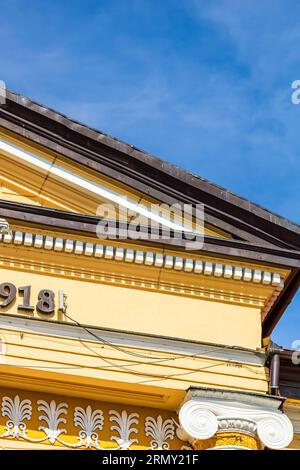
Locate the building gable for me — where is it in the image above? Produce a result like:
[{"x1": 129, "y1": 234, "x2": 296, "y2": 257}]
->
[{"x1": 0, "y1": 90, "x2": 300, "y2": 337}]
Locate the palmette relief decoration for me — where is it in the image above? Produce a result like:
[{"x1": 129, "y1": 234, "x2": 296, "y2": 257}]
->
[
  {"x1": 1, "y1": 395, "x2": 32, "y2": 439},
  {"x1": 74, "y1": 405, "x2": 104, "y2": 449},
  {"x1": 145, "y1": 415, "x2": 175, "y2": 449},
  {"x1": 0, "y1": 394, "x2": 180, "y2": 449},
  {"x1": 109, "y1": 410, "x2": 139, "y2": 450},
  {"x1": 37, "y1": 400, "x2": 68, "y2": 444}
]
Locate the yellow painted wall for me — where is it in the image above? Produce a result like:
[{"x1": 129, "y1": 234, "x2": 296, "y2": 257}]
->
[{"x1": 0, "y1": 266, "x2": 262, "y2": 349}]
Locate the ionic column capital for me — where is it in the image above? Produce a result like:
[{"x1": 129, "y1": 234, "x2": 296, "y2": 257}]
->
[{"x1": 177, "y1": 390, "x2": 293, "y2": 450}]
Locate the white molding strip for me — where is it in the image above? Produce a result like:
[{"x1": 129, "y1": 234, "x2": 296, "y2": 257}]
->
[
  {"x1": 0, "y1": 229, "x2": 284, "y2": 288},
  {"x1": 0, "y1": 136, "x2": 195, "y2": 233},
  {"x1": 0, "y1": 314, "x2": 267, "y2": 366}
]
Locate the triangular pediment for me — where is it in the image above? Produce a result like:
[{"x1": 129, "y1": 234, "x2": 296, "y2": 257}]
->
[
  {"x1": 0, "y1": 130, "x2": 233, "y2": 239},
  {"x1": 1, "y1": 89, "x2": 300, "y2": 252}
]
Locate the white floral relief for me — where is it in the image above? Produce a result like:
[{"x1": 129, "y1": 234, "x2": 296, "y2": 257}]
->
[
  {"x1": 109, "y1": 410, "x2": 139, "y2": 449},
  {"x1": 37, "y1": 400, "x2": 68, "y2": 444},
  {"x1": 74, "y1": 405, "x2": 104, "y2": 448},
  {"x1": 0, "y1": 396, "x2": 178, "y2": 450},
  {"x1": 145, "y1": 415, "x2": 175, "y2": 450},
  {"x1": 1, "y1": 395, "x2": 32, "y2": 438}
]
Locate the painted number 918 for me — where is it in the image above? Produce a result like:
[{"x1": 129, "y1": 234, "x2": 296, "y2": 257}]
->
[{"x1": 0, "y1": 283, "x2": 55, "y2": 314}]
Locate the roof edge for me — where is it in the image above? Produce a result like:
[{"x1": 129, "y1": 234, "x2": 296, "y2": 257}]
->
[{"x1": 3, "y1": 88, "x2": 300, "y2": 241}]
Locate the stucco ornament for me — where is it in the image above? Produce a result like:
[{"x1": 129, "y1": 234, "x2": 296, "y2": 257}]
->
[
  {"x1": 218, "y1": 418, "x2": 257, "y2": 435},
  {"x1": 74, "y1": 405, "x2": 104, "y2": 448},
  {"x1": 145, "y1": 415, "x2": 175, "y2": 450},
  {"x1": 1, "y1": 395, "x2": 32, "y2": 438},
  {"x1": 179, "y1": 401, "x2": 218, "y2": 440},
  {"x1": 178, "y1": 398, "x2": 294, "y2": 450},
  {"x1": 37, "y1": 400, "x2": 68, "y2": 444},
  {"x1": 256, "y1": 414, "x2": 294, "y2": 450},
  {"x1": 109, "y1": 410, "x2": 139, "y2": 449},
  {"x1": 0, "y1": 393, "x2": 180, "y2": 449}
]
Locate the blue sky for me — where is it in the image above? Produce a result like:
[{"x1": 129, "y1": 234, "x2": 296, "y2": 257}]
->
[{"x1": 1, "y1": 0, "x2": 300, "y2": 347}]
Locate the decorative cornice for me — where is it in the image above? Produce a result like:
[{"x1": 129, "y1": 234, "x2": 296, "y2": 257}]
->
[
  {"x1": 261, "y1": 282, "x2": 286, "y2": 321},
  {"x1": 0, "y1": 229, "x2": 284, "y2": 288},
  {"x1": 0, "y1": 252, "x2": 267, "y2": 308}
]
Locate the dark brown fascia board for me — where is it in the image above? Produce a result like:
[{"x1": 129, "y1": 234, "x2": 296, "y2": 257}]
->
[
  {"x1": 1, "y1": 199, "x2": 300, "y2": 269},
  {"x1": 1, "y1": 90, "x2": 300, "y2": 250},
  {"x1": 279, "y1": 349, "x2": 300, "y2": 371},
  {"x1": 279, "y1": 349, "x2": 300, "y2": 399},
  {"x1": 1, "y1": 104, "x2": 279, "y2": 249},
  {"x1": 279, "y1": 385, "x2": 300, "y2": 400},
  {"x1": 263, "y1": 270, "x2": 300, "y2": 336},
  {"x1": 279, "y1": 349, "x2": 297, "y2": 361}
]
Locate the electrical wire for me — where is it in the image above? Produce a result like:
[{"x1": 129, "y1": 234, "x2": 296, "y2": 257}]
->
[
  {"x1": 2, "y1": 337, "x2": 265, "y2": 383},
  {"x1": 61, "y1": 312, "x2": 266, "y2": 382},
  {"x1": 63, "y1": 311, "x2": 247, "y2": 367},
  {"x1": 63, "y1": 311, "x2": 174, "y2": 361},
  {"x1": 2, "y1": 326, "x2": 259, "y2": 381},
  {"x1": 0, "y1": 313, "x2": 266, "y2": 382},
  {"x1": 136, "y1": 361, "x2": 228, "y2": 384}
]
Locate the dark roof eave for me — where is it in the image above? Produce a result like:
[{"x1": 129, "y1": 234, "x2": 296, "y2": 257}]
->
[
  {"x1": 1, "y1": 199, "x2": 300, "y2": 269},
  {"x1": 1, "y1": 89, "x2": 300, "y2": 251}
]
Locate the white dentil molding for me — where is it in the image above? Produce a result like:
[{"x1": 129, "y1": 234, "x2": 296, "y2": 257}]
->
[{"x1": 0, "y1": 229, "x2": 284, "y2": 288}]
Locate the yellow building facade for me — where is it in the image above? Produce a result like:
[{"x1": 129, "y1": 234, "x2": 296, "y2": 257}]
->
[{"x1": 0, "y1": 90, "x2": 299, "y2": 450}]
